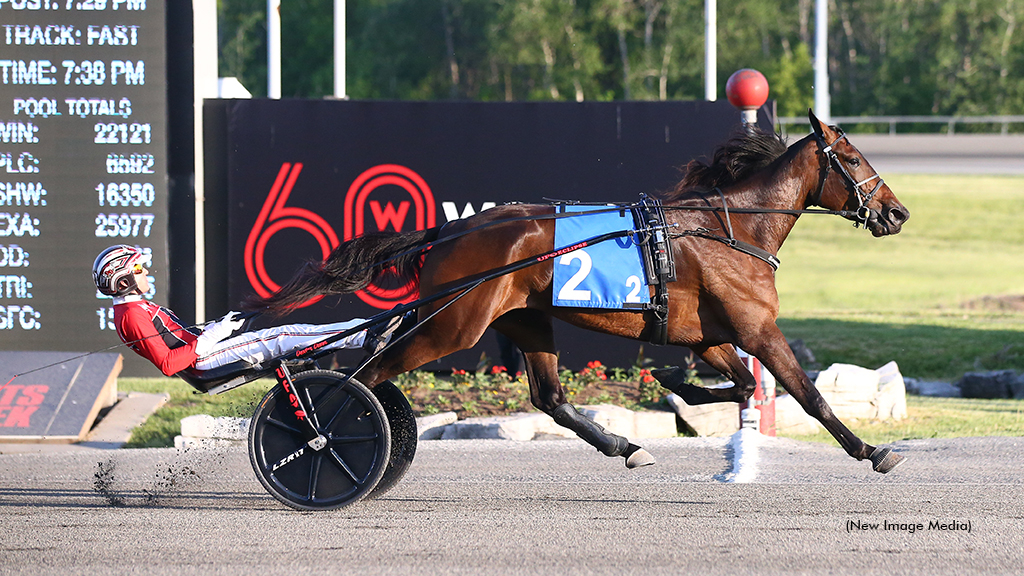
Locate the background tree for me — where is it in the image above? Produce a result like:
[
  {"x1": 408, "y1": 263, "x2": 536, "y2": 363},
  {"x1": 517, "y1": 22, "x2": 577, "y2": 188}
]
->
[{"x1": 216, "y1": 0, "x2": 1024, "y2": 126}]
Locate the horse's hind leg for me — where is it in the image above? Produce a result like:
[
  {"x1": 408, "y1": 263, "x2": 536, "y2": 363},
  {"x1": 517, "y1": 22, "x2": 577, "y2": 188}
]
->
[
  {"x1": 653, "y1": 343, "x2": 756, "y2": 405},
  {"x1": 492, "y1": 310, "x2": 655, "y2": 469}
]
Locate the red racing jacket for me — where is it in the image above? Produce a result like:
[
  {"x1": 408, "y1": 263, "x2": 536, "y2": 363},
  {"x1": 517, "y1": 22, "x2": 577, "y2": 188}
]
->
[{"x1": 112, "y1": 295, "x2": 202, "y2": 376}]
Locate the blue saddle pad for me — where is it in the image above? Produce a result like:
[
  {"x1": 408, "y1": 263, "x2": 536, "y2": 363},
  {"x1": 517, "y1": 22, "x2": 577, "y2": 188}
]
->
[{"x1": 552, "y1": 205, "x2": 649, "y2": 309}]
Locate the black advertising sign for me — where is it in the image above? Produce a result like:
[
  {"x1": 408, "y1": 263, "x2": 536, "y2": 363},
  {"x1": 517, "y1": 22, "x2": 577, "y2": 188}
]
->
[
  {"x1": 0, "y1": 1, "x2": 167, "y2": 376},
  {"x1": 221, "y1": 99, "x2": 766, "y2": 370}
]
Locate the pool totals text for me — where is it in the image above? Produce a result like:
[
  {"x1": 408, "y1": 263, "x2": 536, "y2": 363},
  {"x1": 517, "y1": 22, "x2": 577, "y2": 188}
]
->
[{"x1": 0, "y1": 0, "x2": 167, "y2": 353}]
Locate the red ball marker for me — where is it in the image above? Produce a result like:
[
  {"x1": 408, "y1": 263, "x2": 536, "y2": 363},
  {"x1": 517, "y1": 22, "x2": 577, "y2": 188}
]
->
[{"x1": 726, "y1": 69, "x2": 769, "y2": 126}]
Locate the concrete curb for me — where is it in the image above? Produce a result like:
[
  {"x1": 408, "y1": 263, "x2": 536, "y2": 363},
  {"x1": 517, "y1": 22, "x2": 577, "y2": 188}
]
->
[
  {"x1": 416, "y1": 412, "x2": 458, "y2": 440},
  {"x1": 0, "y1": 402, "x2": 678, "y2": 453},
  {"x1": 436, "y1": 405, "x2": 677, "y2": 441},
  {"x1": 174, "y1": 415, "x2": 249, "y2": 449},
  {"x1": 174, "y1": 405, "x2": 680, "y2": 447}
]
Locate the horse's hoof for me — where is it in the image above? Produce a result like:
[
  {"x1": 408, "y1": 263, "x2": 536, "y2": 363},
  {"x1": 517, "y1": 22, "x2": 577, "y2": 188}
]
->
[
  {"x1": 652, "y1": 367, "x2": 685, "y2": 394},
  {"x1": 623, "y1": 446, "x2": 655, "y2": 469},
  {"x1": 870, "y1": 446, "x2": 906, "y2": 474}
]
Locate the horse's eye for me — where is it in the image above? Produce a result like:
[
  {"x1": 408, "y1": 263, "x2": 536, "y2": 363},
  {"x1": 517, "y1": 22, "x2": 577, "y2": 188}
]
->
[{"x1": 848, "y1": 157, "x2": 861, "y2": 167}]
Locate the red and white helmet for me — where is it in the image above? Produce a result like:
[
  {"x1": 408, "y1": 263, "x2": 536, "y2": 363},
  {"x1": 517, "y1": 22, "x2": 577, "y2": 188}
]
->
[{"x1": 93, "y1": 245, "x2": 145, "y2": 296}]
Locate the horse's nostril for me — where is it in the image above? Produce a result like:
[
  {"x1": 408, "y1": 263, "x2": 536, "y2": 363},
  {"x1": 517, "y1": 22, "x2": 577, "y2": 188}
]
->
[{"x1": 887, "y1": 207, "x2": 908, "y2": 225}]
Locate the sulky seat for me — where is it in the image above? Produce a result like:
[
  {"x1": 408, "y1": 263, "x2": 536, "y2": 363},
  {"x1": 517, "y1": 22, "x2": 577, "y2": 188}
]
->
[{"x1": 176, "y1": 360, "x2": 277, "y2": 394}]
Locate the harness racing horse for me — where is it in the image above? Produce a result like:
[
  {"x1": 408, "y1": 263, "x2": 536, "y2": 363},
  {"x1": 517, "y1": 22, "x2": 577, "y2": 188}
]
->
[{"x1": 250, "y1": 110, "x2": 911, "y2": 474}]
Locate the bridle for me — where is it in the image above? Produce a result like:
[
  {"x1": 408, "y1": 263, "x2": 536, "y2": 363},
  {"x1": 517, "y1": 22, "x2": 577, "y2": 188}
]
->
[{"x1": 810, "y1": 126, "x2": 885, "y2": 229}]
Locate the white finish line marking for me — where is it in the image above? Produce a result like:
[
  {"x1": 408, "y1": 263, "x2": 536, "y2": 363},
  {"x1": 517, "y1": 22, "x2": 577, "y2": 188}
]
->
[{"x1": 726, "y1": 428, "x2": 762, "y2": 483}]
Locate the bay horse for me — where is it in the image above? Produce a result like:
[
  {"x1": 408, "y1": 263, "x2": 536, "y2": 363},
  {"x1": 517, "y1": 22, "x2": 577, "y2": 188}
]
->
[{"x1": 250, "y1": 110, "x2": 910, "y2": 474}]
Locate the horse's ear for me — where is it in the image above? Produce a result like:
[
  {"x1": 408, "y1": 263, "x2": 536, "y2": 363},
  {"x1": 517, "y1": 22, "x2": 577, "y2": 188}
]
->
[{"x1": 808, "y1": 109, "x2": 825, "y2": 138}]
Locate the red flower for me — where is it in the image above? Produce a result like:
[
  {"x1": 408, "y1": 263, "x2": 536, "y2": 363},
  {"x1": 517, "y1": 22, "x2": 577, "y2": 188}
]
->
[{"x1": 491, "y1": 365, "x2": 507, "y2": 374}]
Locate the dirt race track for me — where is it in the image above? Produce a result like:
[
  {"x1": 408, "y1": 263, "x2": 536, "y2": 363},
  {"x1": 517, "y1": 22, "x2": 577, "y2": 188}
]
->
[{"x1": 1, "y1": 436, "x2": 1022, "y2": 575}]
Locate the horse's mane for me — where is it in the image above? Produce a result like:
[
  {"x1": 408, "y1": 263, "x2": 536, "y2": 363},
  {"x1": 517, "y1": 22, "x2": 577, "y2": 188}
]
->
[{"x1": 662, "y1": 128, "x2": 789, "y2": 201}]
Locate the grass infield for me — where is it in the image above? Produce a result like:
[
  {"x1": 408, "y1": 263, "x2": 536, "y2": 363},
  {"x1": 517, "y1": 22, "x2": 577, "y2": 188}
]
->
[
  {"x1": 775, "y1": 174, "x2": 1024, "y2": 380},
  {"x1": 780, "y1": 396, "x2": 1024, "y2": 445}
]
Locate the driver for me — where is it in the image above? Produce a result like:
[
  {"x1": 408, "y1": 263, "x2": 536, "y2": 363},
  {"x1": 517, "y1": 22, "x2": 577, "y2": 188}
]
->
[{"x1": 93, "y1": 245, "x2": 400, "y2": 377}]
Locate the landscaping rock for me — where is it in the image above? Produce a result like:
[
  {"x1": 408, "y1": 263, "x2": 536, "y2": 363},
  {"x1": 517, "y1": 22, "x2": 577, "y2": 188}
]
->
[
  {"x1": 632, "y1": 408, "x2": 681, "y2": 439},
  {"x1": 665, "y1": 392, "x2": 825, "y2": 437},
  {"x1": 875, "y1": 361, "x2": 908, "y2": 421},
  {"x1": 1011, "y1": 374, "x2": 1024, "y2": 400},
  {"x1": 175, "y1": 415, "x2": 248, "y2": 450},
  {"x1": 904, "y1": 378, "x2": 961, "y2": 397},
  {"x1": 814, "y1": 364, "x2": 880, "y2": 420},
  {"x1": 957, "y1": 370, "x2": 1017, "y2": 399},
  {"x1": 787, "y1": 338, "x2": 817, "y2": 367},
  {"x1": 416, "y1": 411, "x2": 458, "y2": 440},
  {"x1": 773, "y1": 394, "x2": 822, "y2": 435},
  {"x1": 174, "y1": 436, "x2": 244, "y2": 450},
  {"x1": 577, "y1": 404, "x2": 677, "y2": 439},
  {"x1": 578, "y1": 404, "x2": 635, "y2": 437},
  {"x1": 813, "y1": 362, "x2": 907, "y2": 421},
  {"x1": 665, "y1": 394, "x2": 740, "y2": 437},
  {"x1": 440, "y1": 413, "x2": 558, "y2": 441}
]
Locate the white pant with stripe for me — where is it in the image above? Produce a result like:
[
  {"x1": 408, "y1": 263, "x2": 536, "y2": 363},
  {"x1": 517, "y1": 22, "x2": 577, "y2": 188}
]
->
[{"x1": 195, "y1": 319, "x2": 367, "y2": 371}]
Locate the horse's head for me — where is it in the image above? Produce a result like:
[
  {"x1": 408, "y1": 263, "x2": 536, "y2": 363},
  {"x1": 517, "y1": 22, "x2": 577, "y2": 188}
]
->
[{"x1": 808, "y1": 110, "x2": 910, "y2": 237}]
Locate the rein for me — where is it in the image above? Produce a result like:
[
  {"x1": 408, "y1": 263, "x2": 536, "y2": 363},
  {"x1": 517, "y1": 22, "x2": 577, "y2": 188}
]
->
[
  {"x1": 663, "y1": 204, "x2": 856, "y2": 217},
  {"x1": 327, "y1": 193, "x2": 861, "y2": 289},
  {"x1": 0, "y1": 313, "x2": 259, "y2": 392}
]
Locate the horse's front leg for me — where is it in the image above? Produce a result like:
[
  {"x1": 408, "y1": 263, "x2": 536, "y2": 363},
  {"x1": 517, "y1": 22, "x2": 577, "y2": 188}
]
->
[
  {"x1": 743, "y1": 323, "x2": 906, "y2": 474},
  {"x1": 493, "y1": 310, "x2": 655, "y2": 469}
]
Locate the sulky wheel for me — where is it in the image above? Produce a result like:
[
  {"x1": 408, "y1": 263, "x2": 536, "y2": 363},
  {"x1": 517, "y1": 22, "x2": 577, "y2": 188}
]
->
[
  {"x1": 367, "y1": 380, "x2": 418, "y2": 498},
  {"x1": 248, "y1": 370, "x2": 391, "y2": 511}
]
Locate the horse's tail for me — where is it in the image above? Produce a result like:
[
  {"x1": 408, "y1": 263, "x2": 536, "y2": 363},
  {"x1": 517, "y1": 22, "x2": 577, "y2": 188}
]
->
[{"x1": 245, "y1": 228, "x2": 439, "y2": 315}]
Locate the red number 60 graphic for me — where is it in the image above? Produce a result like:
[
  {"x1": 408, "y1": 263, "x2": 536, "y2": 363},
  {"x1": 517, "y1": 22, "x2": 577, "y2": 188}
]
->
[
  {"x1": 243, "y1": 163, "x2": 339, "y2": 305},
  {"x1": 244, "y1": 162, "x2": 436, "y2": 310}
]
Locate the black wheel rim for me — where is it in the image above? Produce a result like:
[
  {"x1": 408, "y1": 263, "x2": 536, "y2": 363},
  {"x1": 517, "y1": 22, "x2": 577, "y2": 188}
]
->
[{"x1": 249, "y1": 371, "x2": 390, "y2": 511}]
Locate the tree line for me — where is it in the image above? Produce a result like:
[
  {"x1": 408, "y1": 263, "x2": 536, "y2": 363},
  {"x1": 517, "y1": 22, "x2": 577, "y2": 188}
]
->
[{"x1": 218, "y1": 0, "x2": 1023, "y2": 121}]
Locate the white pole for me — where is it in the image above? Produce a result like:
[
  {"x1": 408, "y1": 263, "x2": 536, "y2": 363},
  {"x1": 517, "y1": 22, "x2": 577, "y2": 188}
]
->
[
  {"x1": 705, "y1": 0, "x2": 717, "y2": 101},
  {"x1": 334, "y1": 0, "x2": 346, "y2": 98},
  {"x1": 193, "y1": 0, "x2": 218, "y2": 322},
  {"x1": 268, "y1": 0, "x2": 281, "y2": 99},
  {"x1": 814, "y1": 0, "x2": 830, "y2": 122}
]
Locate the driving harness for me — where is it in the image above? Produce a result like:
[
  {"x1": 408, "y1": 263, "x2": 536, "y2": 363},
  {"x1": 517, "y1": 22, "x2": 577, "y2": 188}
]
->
[{"x1": 631, "y1": 196, "x2": 676, "y2": 346}]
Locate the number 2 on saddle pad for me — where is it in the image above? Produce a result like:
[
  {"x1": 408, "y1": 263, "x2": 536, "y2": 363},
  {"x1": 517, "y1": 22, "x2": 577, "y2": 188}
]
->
[{"x1": 552, "y1": 205, "x2": 650, "y2": 309}]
